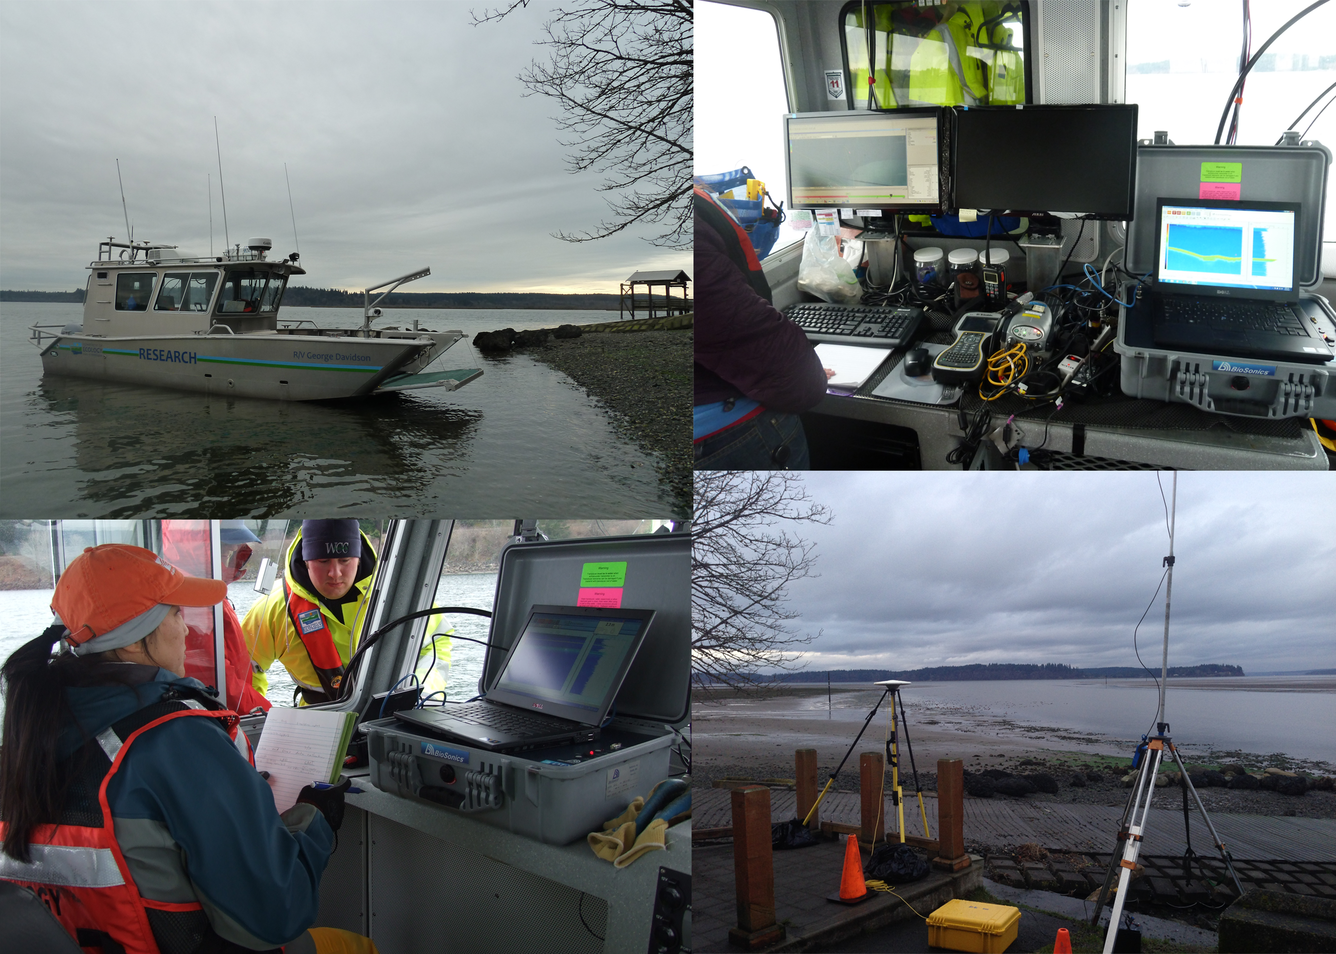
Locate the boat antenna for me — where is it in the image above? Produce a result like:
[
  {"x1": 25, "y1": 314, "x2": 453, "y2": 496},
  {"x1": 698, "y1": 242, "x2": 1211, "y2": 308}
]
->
[
  {"x1": 208, "y1": 173, "x2": 214, "y2": 257},
  {"x1": 284, "y1": 163, "x2": 300, "y2": 258},
  {"x1": 214, "y1": 116, "x2": 230, "y2": 251},
  {"x1": 116, "y1": 158, "x2": 132, "y2": 246}
]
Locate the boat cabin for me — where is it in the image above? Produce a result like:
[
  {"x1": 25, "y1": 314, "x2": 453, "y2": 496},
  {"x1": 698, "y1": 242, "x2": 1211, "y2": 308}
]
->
[
  {"x1": 697, "y1": 0, "x2": 1336, "y2": 469},
  {"x1": 82, "y1": 237, "x2": 305, "y2": 337}
]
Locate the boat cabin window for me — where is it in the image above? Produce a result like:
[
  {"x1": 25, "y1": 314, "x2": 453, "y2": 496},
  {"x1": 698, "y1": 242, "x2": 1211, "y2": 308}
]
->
[
  {"x1": 217, "y1": 267, "x2": 282, "y2": 315},
  {"x1": 115, "y1": 272, "x2": 156, "y2": 311},
  {"x1": 155, "y1": 271, "x2": 220, "y2": 312},
  {"x1": 841, "y1": 1, "x2": 1028, "y2": 109}
]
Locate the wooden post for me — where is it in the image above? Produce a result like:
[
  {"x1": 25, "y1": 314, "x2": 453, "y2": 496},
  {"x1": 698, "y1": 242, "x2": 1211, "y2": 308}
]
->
[
  {"x1": 729, "y1": 785, "x2": 785, "y2": 949},
  {"x1": 859, "y1": 751, "x2": 886, "y2": 845},
  {"x1": 795, "y1": 749, "x2": 820, "y2": 831},
  {"x1": 933, "y1": 758, "x2": 971, "y2": 871}
]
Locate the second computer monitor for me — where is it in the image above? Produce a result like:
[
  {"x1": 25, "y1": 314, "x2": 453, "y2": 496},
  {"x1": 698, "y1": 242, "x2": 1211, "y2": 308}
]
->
[
  {"x1": 952, "y1": 104, "x2": 1139, "y2": 219},
  {"x1": 784, "y1": 108, "x2": 946, "y2": 213}
]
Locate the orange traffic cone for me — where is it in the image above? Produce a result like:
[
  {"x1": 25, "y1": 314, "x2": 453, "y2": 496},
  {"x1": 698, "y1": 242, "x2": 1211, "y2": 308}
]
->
[
  {"x1": 1053, "y1": 927, "x2": 1072, "y2": 954},
  {"x1": 838, "y1": 833, "x2": 868, "y2": 902}
]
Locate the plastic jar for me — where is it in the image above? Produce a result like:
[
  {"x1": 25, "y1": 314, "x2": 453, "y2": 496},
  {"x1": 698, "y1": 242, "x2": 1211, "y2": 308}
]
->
[
  {"x1": 913, "y1": 246, "x2": 945, "y2": 288},
  {"x1": 948, "y1": 248, "x2": 982, "y2": 304},
  {"x1": 981, "y1": 248, "x2": 1010, "y2": 305}
]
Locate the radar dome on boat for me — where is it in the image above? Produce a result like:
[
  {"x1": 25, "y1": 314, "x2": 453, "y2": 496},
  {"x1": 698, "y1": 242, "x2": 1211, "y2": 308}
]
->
[{"x1": 246, "y1": 237, "x2": 273, "y2": 253}]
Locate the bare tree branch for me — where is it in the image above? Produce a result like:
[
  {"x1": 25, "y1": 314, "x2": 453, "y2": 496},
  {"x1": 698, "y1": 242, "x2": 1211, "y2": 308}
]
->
[
  {"x1": 692, "y1": 472, "x2": 832, "y2": 694},
  {"x1": 472, "y1": 0, "x2": 692, "y2": 247}
]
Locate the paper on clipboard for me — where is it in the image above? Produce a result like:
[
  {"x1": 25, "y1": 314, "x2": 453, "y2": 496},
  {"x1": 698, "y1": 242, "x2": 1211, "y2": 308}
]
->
[
  {"x1": 253, "y1": 706, "x2": 356, "y2": 814},
  {"x1": 814, "y1": 343, "x2": 893, "y2": 392}
]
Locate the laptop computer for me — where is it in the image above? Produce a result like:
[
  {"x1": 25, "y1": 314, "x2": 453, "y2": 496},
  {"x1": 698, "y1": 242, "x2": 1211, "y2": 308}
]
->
[
  {"x1": 1148, "y1": 197, "x2": 1333, "y2": 364},
  {"x1": 393, "y1": 604, "x2": 656, "y2": 752}
]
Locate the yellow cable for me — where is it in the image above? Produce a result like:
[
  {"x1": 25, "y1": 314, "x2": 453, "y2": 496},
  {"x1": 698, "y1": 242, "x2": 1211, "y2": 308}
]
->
[
  {"x1": 863, "y1": 880, "x2": 930, "y2": 919},
  {"x1": 978, "y1": 342, "x2": 1027, "y2": 400},
  {"x1": 802, "y1": 777, "x2": 834, "y2": 828}
]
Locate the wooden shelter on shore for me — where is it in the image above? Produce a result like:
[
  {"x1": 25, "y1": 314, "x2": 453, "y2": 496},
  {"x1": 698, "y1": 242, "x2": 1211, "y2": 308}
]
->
[{"x1": 620, "y1": 269, "x2": 691, "y2": 320}]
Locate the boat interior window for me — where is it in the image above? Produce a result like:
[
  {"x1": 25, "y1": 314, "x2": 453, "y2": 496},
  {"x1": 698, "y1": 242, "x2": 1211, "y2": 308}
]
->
[
  {"x1": 114, "y1": 272, "x2": 156, "y2": 311},
  {"x1": 156, "y1": 273, "x2": 187, "y2": 311},
  {"x1": 216, "y1": 267, "x2": 269, "y2": 315},
  {"x1": 841, "y1": 0, "x2": 1028, "y2": 110},
  {"x1": 184, "y1": 272, "x2": 219, "y2": 312}
]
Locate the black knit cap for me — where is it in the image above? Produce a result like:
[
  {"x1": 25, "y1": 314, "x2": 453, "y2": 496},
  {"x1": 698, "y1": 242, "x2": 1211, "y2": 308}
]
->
[{"x1": 300, "y1": 519, "x2": 362, "y2": 561}]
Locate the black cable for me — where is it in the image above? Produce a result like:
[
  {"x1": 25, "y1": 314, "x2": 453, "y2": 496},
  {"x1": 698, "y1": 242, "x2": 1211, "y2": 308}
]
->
[
  {"x1": 1227, "y1": 0, "x2": 1251, "y2": 145},
  {"x1": 578, "y1": 893, "x2": 605, "y2": 942},
  {"x1": 1156, "y1": 473, "x2": 1172, "y2": 542},
  {"x1": 1299, "y1": 92, "x2": 1336, "y2": 141},
  {"x1": 1134, "y1": 567, "x2": 1170, "y2": 738},
  {"x1": 1054, "y1": 218, "x2": 1088, "y2": 286},
  {"x1": 1278, "y1": 80, "x2": 1336, "y2": 142},
  {"x1": 1214, "y1": 0, "x2": 1330, "y2": 144},
  {"x1": 336, "y1": 605, "x2": 495, "y2": 702}
]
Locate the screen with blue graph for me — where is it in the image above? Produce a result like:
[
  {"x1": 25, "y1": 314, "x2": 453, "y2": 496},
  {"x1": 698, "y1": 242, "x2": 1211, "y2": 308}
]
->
[
  {"x1": 495, "y1": 610, "x2": 646, "y2": 715},
  {"x1": 1157, "y1": 202, "x2": 1296, "y2": 293}
]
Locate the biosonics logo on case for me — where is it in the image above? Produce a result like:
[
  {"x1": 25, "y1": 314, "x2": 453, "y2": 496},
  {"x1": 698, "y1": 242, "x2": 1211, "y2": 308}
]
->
[
  {"x1": 421, "y1": 742, "x2": 469, "y2": 765},
  {"x1": 1213, "y1": 360, "x2": 1276, "y2": 377}
]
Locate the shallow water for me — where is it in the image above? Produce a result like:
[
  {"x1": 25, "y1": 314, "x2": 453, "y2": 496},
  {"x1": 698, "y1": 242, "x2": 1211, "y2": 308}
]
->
[
  {"x1": 706, "y1": 677, "x2": 1336, "y2": 769},
  {"x1": 2, "y1": 303, "x2": 677, "y2": 516}
]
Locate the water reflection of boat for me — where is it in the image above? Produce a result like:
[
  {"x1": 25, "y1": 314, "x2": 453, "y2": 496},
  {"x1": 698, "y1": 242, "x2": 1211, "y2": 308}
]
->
[{"x1": 29, "y1": 237, "x2": 482, "y2": 400}]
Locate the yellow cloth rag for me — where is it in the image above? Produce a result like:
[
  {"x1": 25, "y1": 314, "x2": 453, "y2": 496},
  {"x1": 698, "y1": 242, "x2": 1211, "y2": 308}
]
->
[
  {"x1": 307, "y1": 927, "x2": 380, "y2": 954},
  {"x1": 588, "y1": 778, "x2": 680, "y2": 867},
  {"x1": 603, "y1": 796, "x2": 645, "y2": 831}
]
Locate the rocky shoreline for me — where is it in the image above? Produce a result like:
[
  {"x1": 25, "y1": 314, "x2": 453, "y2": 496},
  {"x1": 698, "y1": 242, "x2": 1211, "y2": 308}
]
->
[{"x1": 488, "y1": 325, "x2": 692, "y2": 518}]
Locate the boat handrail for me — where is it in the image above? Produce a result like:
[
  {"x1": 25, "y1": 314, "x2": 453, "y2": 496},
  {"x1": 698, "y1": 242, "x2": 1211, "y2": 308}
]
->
[
  {"x1": 203, "y1": 323, "x2": 237, "y2": 335},
  {"x1": 279, "y1": 318, "x2": 321, "y2": 330},
  {"x1": 28, "y1": 322, "x2": 73, "y2": 347}
]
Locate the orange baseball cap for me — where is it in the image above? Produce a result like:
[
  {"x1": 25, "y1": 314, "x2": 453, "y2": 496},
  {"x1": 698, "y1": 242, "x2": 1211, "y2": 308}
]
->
[{"x1": 53, "y1": 544, "x2": 227, "y2": 648}]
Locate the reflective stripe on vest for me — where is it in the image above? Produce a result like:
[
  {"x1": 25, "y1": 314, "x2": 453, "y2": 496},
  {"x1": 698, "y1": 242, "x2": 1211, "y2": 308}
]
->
[
  {"x1": 284, "y1": 580, "x2": 347, "y2": 698},
  {"x1": 1, "y1": 701, "x2": 244, "y2": 954}
]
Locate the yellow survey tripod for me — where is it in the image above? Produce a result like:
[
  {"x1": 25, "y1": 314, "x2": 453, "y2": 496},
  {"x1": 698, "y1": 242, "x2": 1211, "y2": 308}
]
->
[{"x1": 801, "y1": 680, "x2": 930, "y2": 845}]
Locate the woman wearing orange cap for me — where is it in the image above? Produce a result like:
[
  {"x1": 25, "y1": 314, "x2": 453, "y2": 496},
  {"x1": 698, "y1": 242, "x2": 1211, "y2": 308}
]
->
[{"x1": 0, "y1": 544, "x2": 373, "y2": 954}]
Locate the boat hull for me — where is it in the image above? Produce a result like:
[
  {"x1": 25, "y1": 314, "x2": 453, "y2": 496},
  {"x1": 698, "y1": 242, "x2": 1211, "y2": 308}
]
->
[{"x1": 37, "y1": 331, "x2": 449, "y2": 401}]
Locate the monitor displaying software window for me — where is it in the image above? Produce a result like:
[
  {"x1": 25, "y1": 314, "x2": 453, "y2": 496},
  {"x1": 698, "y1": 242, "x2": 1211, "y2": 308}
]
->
[
  {"x1": 489, "y1": 606, "x2": 654, "y2": 722},
  {"x1": 1154, "y1": 199, "x2": 1299, "y2": 299},
  {"x1": 784, "y1": 109, "x2": 944, "y2": 212}
]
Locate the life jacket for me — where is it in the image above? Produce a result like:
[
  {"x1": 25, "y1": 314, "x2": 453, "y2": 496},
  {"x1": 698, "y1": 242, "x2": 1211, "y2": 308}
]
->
[
  {"x1": 283, "y1": 580, "x2": 347, "y2": 704},
  {"x1": 695, "y1": 185, "x2": 773, "y2": 304},
  {"x1": 0, "y1": 688, "x2": 256, "y2": 954}
]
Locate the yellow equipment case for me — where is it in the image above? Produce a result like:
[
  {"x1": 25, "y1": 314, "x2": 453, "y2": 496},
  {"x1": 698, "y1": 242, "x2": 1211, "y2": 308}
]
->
[{"x1": 926, "y1": 898, "x2": 1021, "y2": 954}]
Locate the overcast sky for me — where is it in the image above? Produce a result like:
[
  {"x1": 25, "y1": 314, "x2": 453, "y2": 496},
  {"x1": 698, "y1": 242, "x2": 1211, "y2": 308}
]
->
[
  {"x1": 770, "y1": 473, "x2": 1335, "y2": 676},
  {"x1": 0, "y1": 1, "x2": 688, "y2": 295}
]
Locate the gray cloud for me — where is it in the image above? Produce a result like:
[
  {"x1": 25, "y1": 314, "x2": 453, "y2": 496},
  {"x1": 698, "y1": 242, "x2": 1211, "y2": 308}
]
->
[
  {"x1": 775, "y1": 473, "x2": 1335, "y2": 675},
  {"x1": 0, "y1": 1, "x2": 688, "y2": 294}
]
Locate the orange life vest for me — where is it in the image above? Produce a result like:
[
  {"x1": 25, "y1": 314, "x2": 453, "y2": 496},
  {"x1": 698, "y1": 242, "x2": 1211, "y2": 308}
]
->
[
  {"x1": 0, "y1": 691, "x2": 253, "y2": 954},
  {"x1": 283, "y1": 581, "x2": 347, "y2": 703}
]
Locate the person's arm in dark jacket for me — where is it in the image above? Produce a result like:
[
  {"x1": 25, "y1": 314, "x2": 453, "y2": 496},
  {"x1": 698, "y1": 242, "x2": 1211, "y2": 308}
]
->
[{"x1": 694, "y1": 223, "x2": 828, "y2": 413}]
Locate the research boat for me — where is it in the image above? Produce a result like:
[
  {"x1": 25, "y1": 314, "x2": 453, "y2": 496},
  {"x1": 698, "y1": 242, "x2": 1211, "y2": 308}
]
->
[{"x1": 29, "y1": 237, "x2": 483, "y2": 401}]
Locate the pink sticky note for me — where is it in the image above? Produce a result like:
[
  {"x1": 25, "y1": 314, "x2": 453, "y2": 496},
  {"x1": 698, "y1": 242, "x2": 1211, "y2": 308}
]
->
[
  {"x1": 577, "y1": 587, "x2": 623, "y2": 608},
  {"x1": 1200, "y1": 181, "x2": 1241, "y2": 200}
]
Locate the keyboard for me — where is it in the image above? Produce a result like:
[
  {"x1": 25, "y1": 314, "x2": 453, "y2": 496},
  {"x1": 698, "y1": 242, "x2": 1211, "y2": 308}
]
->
[
  {"x1": 784, "y1": 302, "x2": 925, "y2": 348},
  {"x1": 1160, "y1": 298, "x2": 1312, "y2": 338},
  {"x1": 444, "y1": 702, "x2": 575, "y2": 732}
]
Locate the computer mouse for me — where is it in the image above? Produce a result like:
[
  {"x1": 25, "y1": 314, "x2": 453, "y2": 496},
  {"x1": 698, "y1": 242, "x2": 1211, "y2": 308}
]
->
[{"x1": 903, "y1": 347, "x2": 930, "y2": 377}]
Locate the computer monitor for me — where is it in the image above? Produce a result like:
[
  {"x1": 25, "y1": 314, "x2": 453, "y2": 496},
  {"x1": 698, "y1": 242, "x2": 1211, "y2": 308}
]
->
[
  {"x1": 488, "y1": 604, "x2": 656, "y2": 724},
  {"x1": 1153, "y1": 198, "x2": 1300, "y2": 301},
  {"x1": 952, "y1": 104, "x2": 1139, "y2": 219},
  {"x1": 784, "y1": 108, "x2": 946, "y2": 213}
]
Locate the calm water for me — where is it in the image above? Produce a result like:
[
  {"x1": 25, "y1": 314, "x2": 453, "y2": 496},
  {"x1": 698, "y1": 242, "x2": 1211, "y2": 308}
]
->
[
  {"x1": 0, "y1": 572, "x2": 497, "y2": 717},
  {"x1": 737, "y1": 678, "x2": 1336, "y2": 769},
  {"x1": 2, "y1": 303, "x2": 678, "y2": 517}
]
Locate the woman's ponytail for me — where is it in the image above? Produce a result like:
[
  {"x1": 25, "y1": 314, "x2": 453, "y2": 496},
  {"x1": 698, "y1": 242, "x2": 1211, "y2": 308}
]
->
[{"x1": 1, "y1": 624, "x2": 76, "y2": 862}]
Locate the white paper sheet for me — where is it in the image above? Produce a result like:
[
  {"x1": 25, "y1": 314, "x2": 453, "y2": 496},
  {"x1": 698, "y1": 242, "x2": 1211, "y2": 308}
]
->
[
  {"x1": 814, "y1": 343, "x2": 894, "y2": 391},
  {"x1": 252, "y1": 706, "x2": 353, "y2": 814}
]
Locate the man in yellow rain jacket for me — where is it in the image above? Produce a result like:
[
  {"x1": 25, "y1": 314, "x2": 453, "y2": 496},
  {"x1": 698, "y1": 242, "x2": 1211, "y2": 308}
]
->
[{"x1": 243, "y1": 520, "x2": 377, "y2": 706}]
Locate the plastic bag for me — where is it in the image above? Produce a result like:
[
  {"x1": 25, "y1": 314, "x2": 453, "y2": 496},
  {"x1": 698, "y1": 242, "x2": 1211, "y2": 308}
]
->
[
  {"x1": 865, "y1": 842, "x2": 930, "y2": 882},
  {"x1": 771, "y1": 817, "x2": 820, "y2": 850},
  {"x1": 797, "y1": 232, "x2": 861, "y2": 304}
]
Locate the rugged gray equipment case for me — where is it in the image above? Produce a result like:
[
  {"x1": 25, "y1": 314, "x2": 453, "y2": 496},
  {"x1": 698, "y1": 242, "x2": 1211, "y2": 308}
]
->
[
  {"x1": 367, "y1": 531, "x2": 689, "y2": 845},
  {"x1": 1115, "y1": 141, "x2": 1336, "y2": 419}
]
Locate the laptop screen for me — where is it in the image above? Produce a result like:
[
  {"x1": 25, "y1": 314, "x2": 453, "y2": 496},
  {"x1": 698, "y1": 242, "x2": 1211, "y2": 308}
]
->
[
  {"x1": 1153, "y1": 198, "x2": 1300, "y2": 301},
  {"x1": 487, "y1": 605, "x2": 655, "y2": 725}
]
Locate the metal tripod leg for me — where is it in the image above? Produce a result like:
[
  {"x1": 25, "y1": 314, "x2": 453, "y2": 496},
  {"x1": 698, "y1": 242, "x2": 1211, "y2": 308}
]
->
[
  {"x1": 1102, "y1": 742, "x2": 1165, "y2": 953},
  {"x1": 802, "y1": 687, "x2": 891, "y2": 827},
  {"x1": 1089, "y1": 754, "x2": 1144, "y2": 927},
  {"x1": 1167, "y1": 745, "x2": 1245, "y2": 896}
]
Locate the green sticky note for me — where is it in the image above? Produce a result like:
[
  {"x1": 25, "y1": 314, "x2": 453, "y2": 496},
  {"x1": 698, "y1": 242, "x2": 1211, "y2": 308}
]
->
[
  {"x1": 580, "y1": 561, "x2": 627, "y2": 588},
  {"x1": 1200, "y1": 162, "x2": 1242, "y2": 183}
]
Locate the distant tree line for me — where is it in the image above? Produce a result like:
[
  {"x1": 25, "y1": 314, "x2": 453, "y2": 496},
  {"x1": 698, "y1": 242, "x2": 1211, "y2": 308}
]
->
[
  {"x1": 700, "y1": 662, "x2": 1247, "y2": 685},
  {"x1": 1, "y1": 289, "x2": 86, "y2": 302},
  {"x1": 282, "y1": 287, "x2": 619, "y2": 310}
]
